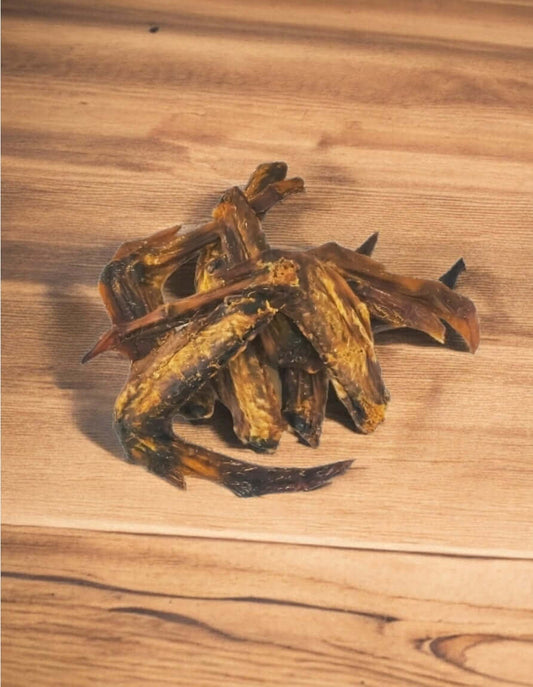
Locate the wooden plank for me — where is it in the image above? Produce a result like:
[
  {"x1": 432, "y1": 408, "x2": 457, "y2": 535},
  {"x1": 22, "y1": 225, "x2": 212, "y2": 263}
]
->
[
  {"x1": 3, "y1": 525, "x2": 533, "y2": 687},
  {"x1": 2, "y1": 0, "x2": 533, "y2": 553},
  {"x1": 2, "y1": 279, "x2": 532, "y2": 554}
]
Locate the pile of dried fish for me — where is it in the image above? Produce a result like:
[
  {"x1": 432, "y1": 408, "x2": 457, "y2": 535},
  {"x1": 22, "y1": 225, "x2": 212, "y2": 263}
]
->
[{"x1": 83, "y1": 163, "x2": 479, "y2": 497}]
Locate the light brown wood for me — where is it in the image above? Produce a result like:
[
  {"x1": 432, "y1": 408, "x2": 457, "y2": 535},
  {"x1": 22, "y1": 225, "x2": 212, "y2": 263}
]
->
[
  {"x1": 3, "y1": 0, "x2": 533, "y2": 684},
  {"x1": 3, "y1": 525, "x2": 533, "y2": 687}
]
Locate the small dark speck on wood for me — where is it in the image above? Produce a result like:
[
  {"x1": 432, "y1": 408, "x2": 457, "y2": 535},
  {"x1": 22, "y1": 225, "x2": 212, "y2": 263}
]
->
[{"x1": 149, "y1": 25, "x2": 159, "y2": 33}]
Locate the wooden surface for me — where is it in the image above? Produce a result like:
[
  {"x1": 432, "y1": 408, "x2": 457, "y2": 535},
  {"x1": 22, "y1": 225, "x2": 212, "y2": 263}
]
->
[
  {"x1": 4, "y1": 526, "x2": 533, "y2": 687},
  {"x1": 2, "y1": 0, "x2": 533, "y2": 685}
]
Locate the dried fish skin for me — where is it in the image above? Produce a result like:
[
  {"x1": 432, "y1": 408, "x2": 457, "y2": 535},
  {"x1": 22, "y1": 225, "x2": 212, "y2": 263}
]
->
[
  {"x1": 282, "y1": 367, "x2": 329, "y2": 448},
  {"x1": 178, "y1": 382, "x2": 216, "y2": 420},
  {"x1": 193, "y1": 182, "x2": 292, "y2": 450},
  {"x1": 261, "y1": 313, "x2": 323, "y2": 373},
  {"x1": 114, "y1": 291, "x2": 288, "y2": 434},
  {"x1": 216, "y1": 339, "x2": 285, "y2": 453},
  {"x1": 312, "y1": 243, "x2": 480, "y2": 353},
  {"x1": 283, "y1": 253, "x2": 389, "y2": 434},
  {"x1": 85, "y1": 162, "x2": 480, "y2": 497},
  {"x1": 113, "y1": 287, "x2": 352, "y2": 497}
]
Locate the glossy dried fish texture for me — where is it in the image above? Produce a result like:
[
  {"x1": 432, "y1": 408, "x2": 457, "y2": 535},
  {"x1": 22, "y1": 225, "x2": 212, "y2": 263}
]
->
[
  {"x1": 311, "y1": 243, "x2": 480, "y2": 353},
  {"x1": 191, "y1": 171, "x2": 303, "y2": 449},
  {"x1": 282, "y1": 367, "x2": 329, "y2": 448},
  {"x1": 84, "y1": 163, "x2": 479, "y2": 497},
  {"x1": 216, "y1": 338, "x2": 285, "y2": 453},
  {"x1": 284, "y1": 253, "x2": 389, "y2": 434}
]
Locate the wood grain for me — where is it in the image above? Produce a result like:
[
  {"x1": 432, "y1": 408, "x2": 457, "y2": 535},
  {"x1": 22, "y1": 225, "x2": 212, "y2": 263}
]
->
[
  {"x1": 3, "y1": 0, "x2": 533, "y2": 552},
  {"x1": 2, "y1": 0, "x2": 533, "y2": 684},
  {"x1": 3, "y1": 525, "x2": 533, "y2": 687}
]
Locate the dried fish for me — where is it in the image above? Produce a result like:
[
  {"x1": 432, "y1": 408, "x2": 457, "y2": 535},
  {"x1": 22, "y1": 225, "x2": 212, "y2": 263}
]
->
[{"x1": 84, "y1": 163, "x2": 479, "y2": 497}]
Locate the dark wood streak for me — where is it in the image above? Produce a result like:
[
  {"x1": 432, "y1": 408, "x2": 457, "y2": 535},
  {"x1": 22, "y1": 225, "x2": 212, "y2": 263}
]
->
[
  {"x1": 7, "y1": 520, "x2": 533, "y2": 561},
  {"x1": 427, "y1": 633, "x2": 533, "y2": 687},
  {"x1": 4, "y1": 0, "x2": 533, "y2": 63},
  {"x1": 75, "y1": 529, "x2": 533, "y2": 561},
  {"x1": 1, "y1": 570, "x2": 398, "y2": 624},
  {"x1": 108, "y1": 606, "x2": 384, "y2": 679},
  {"x1": 231, "y1": 595, "x2": 398, "y2": 624},
  {"x1": 109, "y1": 606, "x2": 245, "y2": 643}
]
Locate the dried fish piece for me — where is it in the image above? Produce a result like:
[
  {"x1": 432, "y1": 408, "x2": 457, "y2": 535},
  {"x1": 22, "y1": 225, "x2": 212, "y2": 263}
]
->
[
  {"x1": 311, "y1": 243, "x2": 479, "y2": 352},
  {"x1": 111, "y1": 255, "x2": 353, "y2": 495},
  {"x1": 84, "y1": 163, "x2": 479, "y2": 497},
  {"x1": 216, "y1": 338, "x2": 284, "y2": 453},
  {"x1": 282, "y1": 252, "x2": 389, "y2": 434},
  {"x1": 282, "y1": 366, "x2": 329, "y2": 448},
  {"x1": 192, "y1": 165, "x2": 304, "y2": 450}
]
